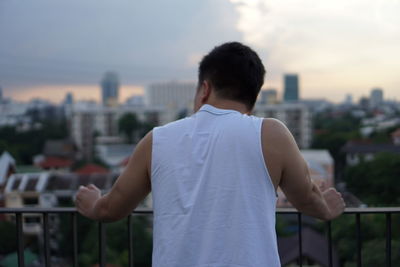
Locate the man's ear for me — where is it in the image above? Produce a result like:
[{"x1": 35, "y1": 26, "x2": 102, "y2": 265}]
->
[{"x1": 200, "y1": 80, "x2": 212, "y2": 103}]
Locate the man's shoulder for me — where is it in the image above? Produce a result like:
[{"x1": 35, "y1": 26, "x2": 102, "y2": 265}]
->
[
  {"x1": 154, "y1": 116, "x2": 193, "y2": 134},
  {"x1": 261, "y1": 118, "x2": 296, "y2": 153},
  {"x1": 261, "y1": 118, "x2": 290, "y2": 136}
]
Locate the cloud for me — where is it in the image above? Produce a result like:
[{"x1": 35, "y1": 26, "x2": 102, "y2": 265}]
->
[
  {"x1": 229, "y1": 0, "x2": 400, "y2": 101},
  {"x1": 0, "y1": 0, "x2": 241, "y2": 92},
  {"x1": 1, "y1": 0, "x2": 399, "y2": 102}
]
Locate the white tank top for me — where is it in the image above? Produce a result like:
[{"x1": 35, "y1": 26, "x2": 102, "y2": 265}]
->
[{"x1": 151, "y1": 104, "x2": 280, "y2": 267}]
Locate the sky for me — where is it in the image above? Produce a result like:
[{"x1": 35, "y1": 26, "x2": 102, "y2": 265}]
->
[{"x1": 0, "y1": 0, "x2": 399, "y2": 103}]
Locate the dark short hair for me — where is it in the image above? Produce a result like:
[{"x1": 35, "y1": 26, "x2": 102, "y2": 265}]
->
[{"x1": 198, "y1": 42, "x2": 266, "y2": 110}]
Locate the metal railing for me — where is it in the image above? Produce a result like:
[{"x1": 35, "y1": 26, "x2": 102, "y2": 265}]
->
[{"x1": 0, "y1": 207, "x2": 399, "y2": 267}]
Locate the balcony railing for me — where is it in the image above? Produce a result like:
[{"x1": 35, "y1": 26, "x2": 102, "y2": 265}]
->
[{"x1": 0, "y1": 207, "x2": 399, "y2": 267}]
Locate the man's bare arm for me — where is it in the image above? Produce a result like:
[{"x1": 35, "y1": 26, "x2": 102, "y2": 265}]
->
[
  {"x1": 262, "y1": 119, "x2": 345, "y2": 221},
  {"x1": 75, "y1": 132, "x2": 152, "y2": 222}
]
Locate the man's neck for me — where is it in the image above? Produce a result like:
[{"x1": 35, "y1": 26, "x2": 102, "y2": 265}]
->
[{"x1": 205, "y1": 98, "x2": 250, "y2": 115}]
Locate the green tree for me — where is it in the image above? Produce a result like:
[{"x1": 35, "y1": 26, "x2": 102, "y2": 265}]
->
[
  {"x1": 78, "y1": 216, "x2": 152, "y2": 266},
  {"x1": 0, "y1": 221, "x2": 17, "y2": 254},
  {"x1": 344, "y1": 153, "x2": 400, "y2": 206},
  {"x1": 0, "y1": 118, "x2": 68, "y2": 164},
  {"x1": 369, "y1": 124, "x2": 400, "y2": 144},
  {"x1": 311, "y1": 110, "x2": 362, "y2": 181},
  {"x1": 330, "y1": 214, "x2": 400, "y2": 266},
  {"x1": 118, "y1": 113, "x2": 140, "y2": 143},
  {"x1": 138, "y1": 122, "x2": 156, "y2": 139}
]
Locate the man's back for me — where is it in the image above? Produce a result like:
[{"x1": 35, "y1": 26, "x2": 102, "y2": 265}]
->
[
  {"x1": 151, "y1": 104, "x2": 280, "y2": 267},
  {"x1": 75, "y1": 42, "x2": 344, "y2": 266}
]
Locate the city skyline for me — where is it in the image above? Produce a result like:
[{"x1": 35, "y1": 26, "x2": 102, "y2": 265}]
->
[
  {"x1": 1, "y1": 0, "x2": 399, "y2": 103},
  {"x1": 3, "y1": 76, "x2": 394, "y2": 105}
]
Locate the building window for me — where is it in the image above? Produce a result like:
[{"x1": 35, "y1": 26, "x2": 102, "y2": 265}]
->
[{"x1": 24, "y1": 197, "x2": 39, "y2": 206}]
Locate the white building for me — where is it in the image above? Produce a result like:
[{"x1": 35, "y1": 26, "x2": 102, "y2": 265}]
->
[
  {"x1": 0, "y1": 151, "x2": 16, "y2": 187},
  {"x1": 95, "y1": 139, "x2": 135, "y2": 171},
  {"x1": 4, "y1": 170, "x2": 152, "y2": 236},
  {"x1": 71, "y1": 102, "x2": 164, "y2": 160},
  {"x1": 145, "y1": 81, "x2": 196, "y2": 120},
  {"x1": 0, "y1": 98, "x2": 63, "y2": 128},
  {"x1": 254, "y1": 103, "x2": 312, "y2": 148},
  {"x1": 4, "y1": 173, "x2": 51, "y2": 235},
  {"x1": 0, "y1": 100, "x2": 31, "y2": 127},
  {"x1": 301, "y1": 150, "x2": 334, "y2": 187},
  {"x1": 277, "y1": 149, "x2": 334, "y2": 208},
  {"x1": 370, "y1": 88, "x2": 383, "y2": 108}
]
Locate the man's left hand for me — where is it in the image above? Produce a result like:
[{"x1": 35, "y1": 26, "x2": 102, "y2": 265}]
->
[{"x1": 75, "y1": 184, "x2": 102, "y2": 220}]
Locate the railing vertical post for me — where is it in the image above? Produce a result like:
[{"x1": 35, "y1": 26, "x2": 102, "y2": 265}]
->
[
  {"x1": 43, "y1": 212, "x2": 50, "y2": 267},
  {"x1": 128, "y1": 215, "x2": 134, "y2": 267},
  {"x1": 72, "y1": 213, "x2": 78, "y2": 267},
  {"x1": 16, "y1": 213, "x2": 25, "y2": 267},
  {"x1": 327, "y1": 221, "x2": 333, "y2": 267},
  {"x1": 298, "y1": 213, "x2": 303, "y2": 267},
  {"x1": 386, "y1": 213, "x2": 392, "y2": 267},
  {"x1": 99, "y1": 222, "x2": 106, "y2": 267},
  {"x1": 356, "y1": 213, "x2": 362, "y2": 267}
]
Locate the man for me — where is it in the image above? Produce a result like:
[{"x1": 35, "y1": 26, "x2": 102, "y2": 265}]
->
[{"x1": 76, "y1": 42, "x2": 345, "y2": 266}]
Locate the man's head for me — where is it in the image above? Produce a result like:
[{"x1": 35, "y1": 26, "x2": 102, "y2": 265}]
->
[{"x1": 195, "y1": 42, "x2": 266, "y2": 111}]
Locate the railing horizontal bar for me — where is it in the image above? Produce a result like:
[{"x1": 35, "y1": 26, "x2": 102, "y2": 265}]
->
[
  {"x1": 0, "y1": 208, "x2": 77, "y2": 213},
  {"x1": 343, "y1": 207, "x2": 400, "y2": 214},
  {"x1": 2, "y1": 207, "x2": 400, "y2": 214}
]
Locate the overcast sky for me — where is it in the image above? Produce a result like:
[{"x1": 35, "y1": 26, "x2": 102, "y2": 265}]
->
[{"x1": 1, "y1": 0, "x2": 399, "y2": 103}]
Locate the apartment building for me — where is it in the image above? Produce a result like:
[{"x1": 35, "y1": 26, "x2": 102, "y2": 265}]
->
[{"x1": 254, "y1": 102, "x2": 312, "y2": 149}]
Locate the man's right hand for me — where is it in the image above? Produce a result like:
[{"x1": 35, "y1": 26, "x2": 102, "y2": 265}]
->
[
  {"x1": 262, "y1": 119, "x2": 346, "y2": 221},
  {"x1": 322, "y1": 188, "x2": 346, "y2": 220}
]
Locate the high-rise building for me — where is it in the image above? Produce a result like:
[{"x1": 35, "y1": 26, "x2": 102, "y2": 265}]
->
[
  {"x1": 0, "y1": 86, "x2": 3, "y2": 102},
  {"x1": 64, "y1": 92, "x2": 74, "y2": 105},
  {"x1": 370, "y1": 88, "x2": 383, "y2": 108},
  {"x1": 101, "y1": 72, "x2": 119, "y2": 107},
  {"x1": 283, "y1": 74, "x2": 299, "y2": 102}
]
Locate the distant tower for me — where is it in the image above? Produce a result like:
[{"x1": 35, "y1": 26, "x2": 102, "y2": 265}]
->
[
  {"x1": 101, "y1": 72, "x2": 119, "y2": 107},
  {"x1": 370, "y1": 88, "x2": 383, "y2": 108},
  {"x1": 344, "y1": 94, "x2": 353, "y2": 105},
  {"x1": 63, "y1": 92, "x2": 74, "y2": 120},
  {"x1": 64, "y1": 92, "x2": 74, "y2": 105},
  {"x1": 359, "y1": 97, "x2": 370, "y2": 109},
  {"x1": 0, "y1": 86, "x2": 3, "y2": 102},
  {"x1": 283, "y1": 74, "x2": 299, "y2": 102}
]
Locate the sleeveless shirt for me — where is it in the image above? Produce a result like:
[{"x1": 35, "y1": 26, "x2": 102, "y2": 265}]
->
[{"x1": 151, "y1": 104, "x2": 280, "y2": 267}]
